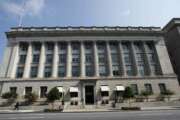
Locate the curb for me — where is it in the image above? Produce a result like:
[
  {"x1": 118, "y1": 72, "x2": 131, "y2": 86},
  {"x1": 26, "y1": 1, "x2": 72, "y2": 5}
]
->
[{"x1": 0, "y1": 108, "x2": 180, "y2": 114}]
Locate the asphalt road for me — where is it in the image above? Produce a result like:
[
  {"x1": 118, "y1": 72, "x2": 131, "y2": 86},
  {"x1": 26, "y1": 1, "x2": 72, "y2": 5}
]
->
[{"x1": 0, "y1": 110, "x2": 180, "y2": 120}]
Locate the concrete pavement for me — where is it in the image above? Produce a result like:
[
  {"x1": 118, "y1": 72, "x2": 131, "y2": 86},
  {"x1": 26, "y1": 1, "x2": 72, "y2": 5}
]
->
[{"x1": 0, "y1": 110, "x2": 180, "y2": 120}]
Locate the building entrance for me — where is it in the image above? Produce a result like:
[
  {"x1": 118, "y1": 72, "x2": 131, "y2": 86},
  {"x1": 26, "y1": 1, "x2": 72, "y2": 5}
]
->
[{"x1": 85, "y1": 85, "x2": 94, "y2": 104}]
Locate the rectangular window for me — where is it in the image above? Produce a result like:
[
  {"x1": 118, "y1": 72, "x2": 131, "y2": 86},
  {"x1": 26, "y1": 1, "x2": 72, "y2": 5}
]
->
[
  {"x1": 25, "y1": 87, "x2": 32, "y2": 96},
  {"x1": 72, "y1": 66, "x2": 80, "y2": 77},
  {"x1": 19, "y1": 55, "x2": 26, "y2": 64},
  {"x1": 40, "y1": 86, "x2": 47, "y2": 98},
  {"x1": 101, "y1": 91, "x2": 109, "y2": 97},
  {"x1": 144, "y1": 84, "x2": 153, "y2": 94},
  {"x1": 46, "y1": 43, "x2": 54, "y2": 51},
  {"x1": 99, "y1": 65, "x2": 107, "y2": 76},
  {"x1": 138, "y1": 65, "x2": 145, "y2": 76},
  {"x1": 10, "y1": 87, "x2": 17, "y2": 93},
  {"x1": 20, "y1": 43, "x2": 28, "y2": 52},
  {"x1": 30, "y1": 66, "x2": 38, "y2": 78},
  {"x1": 32, "y1": 54, "x2": 40, "y2": 63},
  {"x1": 126, "y1": 65, "x2": 133, "y2": 76},
  {"x1": 46, "y1": 54, "x2": 53, "y2": 64},
  {"x1": 59, "y1": 54, "x2": 66, "y2": 63},
  {"x1": 58, "y1": 66, "x2": 66, "y2": 77},
  {"x1": 72, "y1": 54, "x2": 80, "y2": 63},
  {"x1": 70, "y1": 92, "x2": 78, "y2": 98},
  {"x1": 16, "y1": 67, "x2": 24, "y2": 78},
  {"x1": 44, "y1": 66, "x2": 52, "y2": 78},
  {"x1": 159, "y1": 83, "x2": 167, "y2": 94},
  {"x1": 85, "y1": 54, "x2": 93, "y2": 63},
  {"x1": 34, "y1": 44, "x2": 41, "y2": 51},
  {"x1": 112, "y1": 65, "x2": 120, "y2": 76},
  {"x1": 86, "y1": 65, "x2": 94, "y2": 76},
  {"x1": 130, "y1": 84, "x2": 138, "y2": 95}
]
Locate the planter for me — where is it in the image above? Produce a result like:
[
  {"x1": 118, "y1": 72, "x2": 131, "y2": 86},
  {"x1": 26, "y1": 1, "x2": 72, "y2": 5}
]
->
[{"x1": 121, "y1": 107, "x2": 141, "y2": 111}]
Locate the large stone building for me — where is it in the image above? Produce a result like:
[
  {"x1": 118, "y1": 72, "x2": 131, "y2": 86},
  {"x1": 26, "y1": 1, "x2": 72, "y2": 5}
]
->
[
  {"x1": 0, "y1": 24, "x2": 179, "y2": 107},
  {"x1": 163, "y1": 18, "x2": 180, "y2": 84}
]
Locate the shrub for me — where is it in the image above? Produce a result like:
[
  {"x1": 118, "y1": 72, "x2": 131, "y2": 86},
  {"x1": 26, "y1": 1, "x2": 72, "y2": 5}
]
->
[
  {"x1": 140, "y1": 91, "x2": 153, "y2": 102},
  {"x1": 47, "y1": 87, "x2": 61, "y2": 110},
  {"x1": 161, "y1": 90, "x2": 174, "y2": 101},
  {"x1": 25, "y1": 92, "x2": 38, "y2": 103},
  {"x1": 47, "y1": 87, "x2": 61, "y2": 102},
  {"x1": 2, "y1": 92, "x2": 17, "y2": 99},
  {"x1": 121, "y1": 107, "x2": 141, "y2": 110},
  {"x1": 123, "y1": 87, "x2": 134, "y2": 107}
]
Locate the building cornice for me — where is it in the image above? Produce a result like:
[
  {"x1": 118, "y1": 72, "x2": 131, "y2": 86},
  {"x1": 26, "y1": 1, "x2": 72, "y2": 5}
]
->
[
  {"x1": 6, "y1": 26, "x2": 163, "y2": 38},
  {"x1": 163, "y1": 18, "x2": 180, "y2": 32}
]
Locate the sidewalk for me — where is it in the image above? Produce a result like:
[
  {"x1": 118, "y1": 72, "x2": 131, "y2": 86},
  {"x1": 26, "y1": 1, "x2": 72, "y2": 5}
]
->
[{"x1": 0, "y1": 106, "x2": 180, "y2": 114}]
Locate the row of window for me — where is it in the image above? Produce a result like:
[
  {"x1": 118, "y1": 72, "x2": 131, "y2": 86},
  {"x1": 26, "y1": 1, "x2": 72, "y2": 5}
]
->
[
  {"x1": 9, "y1": 83, "x2": 167, "y2": 99},
  {"x1": 16, "y1": 41, "x2": 161, "y2": 78}
]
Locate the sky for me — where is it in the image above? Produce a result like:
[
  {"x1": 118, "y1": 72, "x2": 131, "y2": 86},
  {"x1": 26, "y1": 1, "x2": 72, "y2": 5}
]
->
[{"x1": 0, "y1": 0, "x2": 180, "y2": 63}]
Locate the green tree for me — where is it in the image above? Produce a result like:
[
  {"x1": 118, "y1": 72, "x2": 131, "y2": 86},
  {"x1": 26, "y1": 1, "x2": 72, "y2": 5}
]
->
[
  {"x1": 47, "y1": 87, "x2": 61, "y2": 109},
  {"x1": 25, "y1": 92, "x2": 38, "y2": 104},
  {"x1": 123, "y1": 87, "x2": 134, "y2": 107}
]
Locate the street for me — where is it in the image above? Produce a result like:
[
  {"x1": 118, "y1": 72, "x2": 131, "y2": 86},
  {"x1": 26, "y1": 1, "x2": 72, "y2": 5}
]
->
[{"x1": 0, "y1": 110, "x2": 180, "y2": 120}]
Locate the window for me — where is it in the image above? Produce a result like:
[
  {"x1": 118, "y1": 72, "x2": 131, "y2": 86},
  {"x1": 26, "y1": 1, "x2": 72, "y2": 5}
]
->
[
  {"x1": 99, "y1": 65, "x2": 107, "y2": 76},
  {"x1": 44, "y1": 66, "x2": 52, "y2": 77},
  {"x1": 59, "y1": 54, "x2": 66, "y2": 63},
  {"x1": 46, "y1": 43, "x2": 54, "y2": 51},
  {"x1": 159, "y1": 83, "x2": 167, "y2": 94},
  {"x1": 138, "y1": 65, "x2": 145, "y2": 76},
  {"x1": 126, "y1": 65, "x2": 133, "y2": 76},
  {"x1": 72, "y1": 66, "x2": 80, "y2": 77},
  {"x1": 16, "y1": 67, "x2": 24, "y2": 78},
  {"x1": 85, "y1": 54, "x2": 93, "y2": 63},
  {"x1": 122, "y1": 43, "x2": 130, "y2": 53},
  {"x1": 86, "y1": 66, "x2": 94, "y2": 76},
  {"x1": 124, "y1": 54, "x2": 131, "y2": 64},
  {"x1": 10, "y1": 87, "x2": 17, "y2": 93},
  {"x1": 101, "y1": 91, "x2": 109, "y2": 97},
  {"x1": 40, "y1": 86, "x2": 47, "y2": 98},
  {"x1": 111, "y1": 54, "x2": 119, "y2": 64},
  {"x1": 130, "y1": 84, "x2": 138, "y2": 95},
  {"x1": 20, "y1": 43, "x2": 28, "y2": 52},
  {"x1": 32, "y1": 54, "x2": 40, "y2": 63},
  {"x1": 144, "y1": 84, "x2": 153, "y2": 94},
  {"x1": 98, "y1": 54, "x2": 106, "y2": 63},
  {"x1": 34, "y1": 44, "x2": 41, "y2": 51},
  {"x1": 19, "y1": 55, "x2": 26, "y2": 64},
  {"x1": 112, "y1": 66, "x2": 120, "y2": 76},
  {"x1": 58, "y1": 66, "x2": 66, "y2": 77},
  {"x1": 46, "y1": 54, "x2": 53, "y2": 64},
  {"x1": 25, "y1": 87, "x2": 32, "y2": 96},
  {"x1": 30, "y1": 66, "x2": 38, "y2": 78},
  {"x1": 72, "y1": 54, "x2": 80, "y2": 63},
  {"x1": 59, "y1": 43, "x2": 67, "y2": 50},
  {"x1": 70, "y1": 92, "x2": 78, "y2": 98}
]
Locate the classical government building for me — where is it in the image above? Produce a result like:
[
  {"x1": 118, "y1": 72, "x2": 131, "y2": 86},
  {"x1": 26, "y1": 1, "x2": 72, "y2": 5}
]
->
[{"x1": 0, "y1": 22, "x2": 180, "y2": 107}]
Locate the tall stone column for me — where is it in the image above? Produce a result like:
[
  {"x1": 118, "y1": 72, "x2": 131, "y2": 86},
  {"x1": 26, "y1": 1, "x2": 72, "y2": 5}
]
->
[
  {"x1": 66, "y1": 42, "x2": 72, "y2": 77},
  {"x1": 119, "y1": 42, "x2": 126, "y2": 76},
  {"x1": 142, "y1": 42, "x2": 152, "y2": 76},
  {"x1": 106, "y1": 42, "x2": 113, "y2": 77},
  {"x1": 38, "y1": 42, "x2": 45, "y2": 78},
  {"x1": 10, "y1": 43, "x2": 19, "y2": 78},
  {"x1": 23, "y1": 43, "x2": 32, "y2": 78},
  {"x1": 93, "y1": 41, "x2": 99, "y2": 77},
  {"x1": 80, "y1": 42, "x2": 85, "y2": 77},
  {"x1": 52, "y1": 42, "x2": 58, "y2": 78},
  {"x1": 130, "y1": 42, "x2": 138, "y2": 76}
]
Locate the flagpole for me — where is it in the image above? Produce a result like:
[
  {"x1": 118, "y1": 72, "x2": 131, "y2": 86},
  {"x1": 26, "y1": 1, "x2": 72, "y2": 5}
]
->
[{"x1": 18, "y1": 0, "x2": 26, "y2": 27}]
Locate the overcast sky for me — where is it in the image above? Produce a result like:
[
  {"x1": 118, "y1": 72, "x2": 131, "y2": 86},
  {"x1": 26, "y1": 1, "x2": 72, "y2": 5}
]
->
[{"x1": 0, "y1": 0, "x2": 180, "y2": 63}]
